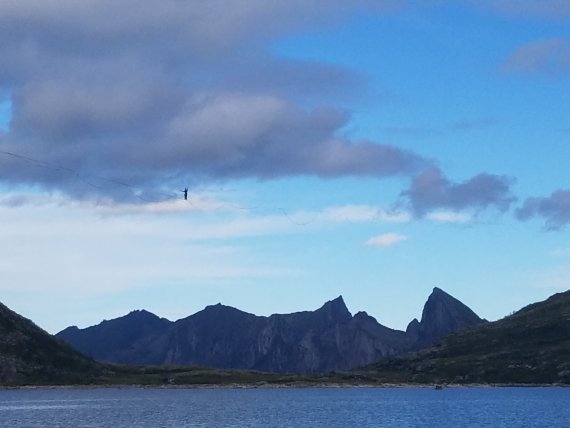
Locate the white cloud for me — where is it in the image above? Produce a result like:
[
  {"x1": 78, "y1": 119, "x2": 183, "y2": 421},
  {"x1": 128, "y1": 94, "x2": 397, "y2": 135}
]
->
[
  {"x1": 0, "y1": 192, "x2": 235, "y2": 215},
  {"x1": 95, "y1": 197, "x2": 235, "y2": 216},
  {"x1": 364, "y1": 233, "x2": 408, "y2": 247},
  {"x1": 321, "y1": 204, "x2": 411, "y2": 223},
  {"x1": 427, "y1": 211, "x2": 473, "y2": 224},
  {"x1": 0, "y1": 200, "x2": 305, "y2": 296},
  {"x1": 0, "y1": 196, "x2": 415, "y2": 297}
]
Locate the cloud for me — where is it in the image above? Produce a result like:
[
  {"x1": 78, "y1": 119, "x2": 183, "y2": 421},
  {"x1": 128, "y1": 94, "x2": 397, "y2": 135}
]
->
[
  {"x1": 0, "y1": 0, "x2": 419, "y2": 202},
  {"x1": 161, "y1": 93, "x2": 425, "y2": 179},
  {"x1": 516, "y1": 189, "x2": 570, "y2": 230},
  {"x1": 364, "y1": 233, "x2": 408, "y2": 247},
  {"x1": 321, "y1": 205, "x2": 411, "y2": 223},
  {"x1": 501, "y1": 38, "x2": 570, "y2": 75},
  {"x1": 401, "y1": 167, "x2": 515, "y2": 217},
  {"x1": 426, "y1": 211, "x2": 473, "y2": 224},
  {"x1": 0, "y1": 200, "x2": 303, "y2": 297}
]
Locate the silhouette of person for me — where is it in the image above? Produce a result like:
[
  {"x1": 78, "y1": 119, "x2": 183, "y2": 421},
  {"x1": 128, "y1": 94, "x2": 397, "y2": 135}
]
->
[{"x1": 181, "y1": 188, "x2": 188, "y2": 200}]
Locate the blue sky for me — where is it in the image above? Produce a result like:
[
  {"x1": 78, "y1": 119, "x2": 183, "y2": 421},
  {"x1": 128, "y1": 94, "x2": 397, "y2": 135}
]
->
[{"x1": 1, "y1": 1, "x2": 569, "y2": 333}]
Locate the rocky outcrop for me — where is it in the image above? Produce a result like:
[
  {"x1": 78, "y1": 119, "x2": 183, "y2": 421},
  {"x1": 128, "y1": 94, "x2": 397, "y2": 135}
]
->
[
  {"x1": 407, "y1": 287, "x2": 485, "y2": 349},
  {"x1": 57, "y1": 289, "x2": 485, "y2": 373},
  {"x1": 366, "y1": 290, "x2": 570, "y2": 385}
]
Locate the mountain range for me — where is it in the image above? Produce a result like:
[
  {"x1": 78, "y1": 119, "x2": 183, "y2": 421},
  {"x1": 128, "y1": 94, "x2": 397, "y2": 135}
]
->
[
  {"x1": 2, "y1": 288, "x2": 569, "y2": 386},
  {"x1": 56, "y1": 287, "x2": 484, "y2": 373}
]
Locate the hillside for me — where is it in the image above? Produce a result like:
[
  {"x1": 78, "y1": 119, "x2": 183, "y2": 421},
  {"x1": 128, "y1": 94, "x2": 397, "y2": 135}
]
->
[
  {"x1": 0, "y1": 302, "x2": 103, "y2": 385},
  {"x1": 361, "y1": 290, "x2": 570, "y2": 384}
]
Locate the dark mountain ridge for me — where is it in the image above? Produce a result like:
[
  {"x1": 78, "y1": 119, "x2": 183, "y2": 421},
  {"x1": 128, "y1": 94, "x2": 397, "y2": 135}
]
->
[{"x1": 57, "y1": 288, "x2": 485, "y2": 373}]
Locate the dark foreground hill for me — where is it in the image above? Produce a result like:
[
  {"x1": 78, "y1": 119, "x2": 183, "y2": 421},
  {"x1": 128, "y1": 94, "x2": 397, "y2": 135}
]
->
[
  {"x1": 57, "y1": 287, "x2": 484, "y2": 373},
  {"x1": 360, "y1": 290, "x2": 570, "y2": 385},
  {"x1": 0, "y1": 302, "x2": 103, "y2": 385}
]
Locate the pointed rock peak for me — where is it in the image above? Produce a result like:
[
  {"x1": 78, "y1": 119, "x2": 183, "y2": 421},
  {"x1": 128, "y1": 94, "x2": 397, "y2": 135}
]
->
[
  {"x1": 317, "y1": 296, "x2": 352, "y2": 322},
  {"x1": 406, "y1": 318, "x2": 420, "y2": 333},
  {"x1": 129, "y1": 309, "x2": 152, "y2": 316},
  {"x1": 199, "y1": 302, "x2": 256, "y2": 319},
  {"x1": 429, "y1": 286, "x2": 449, "y2": 298},
  {"x1": 415, "y1": 286, "x2": 484, "y2": 346},
  {"x1": 424, "y1": 287, "x2": 467, "y2": 309},
  {"x1": 124, "y1": 309, "x2": 163, "y2": 321},
  {"x1": 354, "y1": 311, "x2": 379, "y2": 323},
  {"x1": 204, "y1": 302, "x2": 233, "y2": 311}
]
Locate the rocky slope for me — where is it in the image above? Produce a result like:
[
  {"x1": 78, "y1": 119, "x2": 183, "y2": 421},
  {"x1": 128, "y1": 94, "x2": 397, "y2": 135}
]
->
[
  {"x1": 57, "y1": 288, "x2": 484, "y2": 373},
  {"x1": 362, "y1": 290, "x2": 570, "y2": 384}
]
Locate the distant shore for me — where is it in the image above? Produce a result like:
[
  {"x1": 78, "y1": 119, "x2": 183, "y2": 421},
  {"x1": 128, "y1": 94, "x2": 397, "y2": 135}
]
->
[{"x1": 3, "y1": 382, "x2": 568, "y2": 390}]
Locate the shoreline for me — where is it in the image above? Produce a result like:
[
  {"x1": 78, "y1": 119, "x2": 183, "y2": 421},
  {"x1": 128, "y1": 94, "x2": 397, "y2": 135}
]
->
[{"x1": 2, "y1": 382, "x2": 568, "y2": 390}]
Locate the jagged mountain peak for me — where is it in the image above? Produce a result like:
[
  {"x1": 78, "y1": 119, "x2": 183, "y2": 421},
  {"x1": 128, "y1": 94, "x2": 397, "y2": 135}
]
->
[
  {"x1": 200, "y1": 302, "x2": 256, "y2": 317},
  {"x1": 421, "y1": 287, "x2": 479, "y2": 322},
  {"x1": 315, "y1": 296, "x2": 352, "y2": 323},
  {"x1": 354, "y1": 310, "x2": 369, "y2": 319},
  {"x1": 56, "y1": 289, "x2": 484, "y2": 373},
  {"x1": 431, "y1": 286, "x2": 445, "y2": 295},
  {"x1": 415, "y1": 287, "x2": 484, "y2": 347},
  {"x1": 125, "y1": 309, "x2": 163, "y2": 320},
  {"x1": 406, "y1": 318, "x2": 420, "y2": 334}
]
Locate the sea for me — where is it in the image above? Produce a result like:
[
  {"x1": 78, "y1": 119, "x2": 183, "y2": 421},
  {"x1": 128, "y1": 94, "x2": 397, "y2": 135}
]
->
[{"x1": 0, "y1": 386, "x2": 568, "y2": 427}]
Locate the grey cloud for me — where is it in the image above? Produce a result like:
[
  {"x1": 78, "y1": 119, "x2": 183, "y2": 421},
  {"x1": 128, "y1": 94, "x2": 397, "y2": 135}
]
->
[
  {"x1": 517, "y1": 190, "x2": 570, "y2": 230},
  {"x1": 0, "y1": 0, "x2": 416, "y2": 202},
  {"x1": 147, "y1": 93, "x2": 426, "y2": 179},
  {"x1": 401, "y1": 167, "x2": 515, "y2": 217},
  {"x1": 220, "y1": 56, "x2": 368, "y2": 102},
  {"x1": 501, "y1": 38, "x2": 570, "y2": 75},
  {"x1": 0, "y1": 0, "x2": 394, "y2": 62}
]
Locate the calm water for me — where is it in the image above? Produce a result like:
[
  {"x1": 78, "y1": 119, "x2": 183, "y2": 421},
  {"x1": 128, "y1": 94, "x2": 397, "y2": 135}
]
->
[{"x1": 0, "y1": 387, "x2": 568, "y2": 427}]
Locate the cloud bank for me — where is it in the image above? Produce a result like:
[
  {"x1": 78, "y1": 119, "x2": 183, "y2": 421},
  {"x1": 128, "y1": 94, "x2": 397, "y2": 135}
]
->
[
  {"x1": 401, "y1": 167, "x2": 515, "y2": 217},
  {"x1": 0, "y1": 0, "x2": 424, "y2": 202},
  {"x1": 517, "y1": 190, "x2": 570, "y2": 230}
]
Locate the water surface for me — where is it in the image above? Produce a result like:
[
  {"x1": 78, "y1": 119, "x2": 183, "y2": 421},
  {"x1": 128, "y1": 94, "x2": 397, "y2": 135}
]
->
[{"x1": 0, "y1": 387, "x2": 568, "y2": 427}]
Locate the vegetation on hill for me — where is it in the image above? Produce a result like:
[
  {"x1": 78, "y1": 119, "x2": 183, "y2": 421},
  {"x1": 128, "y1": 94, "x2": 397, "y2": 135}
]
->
[
  {"x1": 0, "y1": 302, "x2": 103, "y2": 385},
  {"x1": 359, "y1": 290, "x2": 570, "y2": 385}
]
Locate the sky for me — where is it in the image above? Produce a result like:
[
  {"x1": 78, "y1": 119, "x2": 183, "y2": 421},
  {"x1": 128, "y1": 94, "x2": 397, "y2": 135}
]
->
[{"x1": 1, "y1": 0, "x2": 570, "y2": 334}]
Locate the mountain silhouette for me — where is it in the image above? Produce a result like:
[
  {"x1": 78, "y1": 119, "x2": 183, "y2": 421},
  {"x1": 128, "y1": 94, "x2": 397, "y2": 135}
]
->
[{"x1": 57, "y1": 289, "x2": 485, "y2": 373}]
